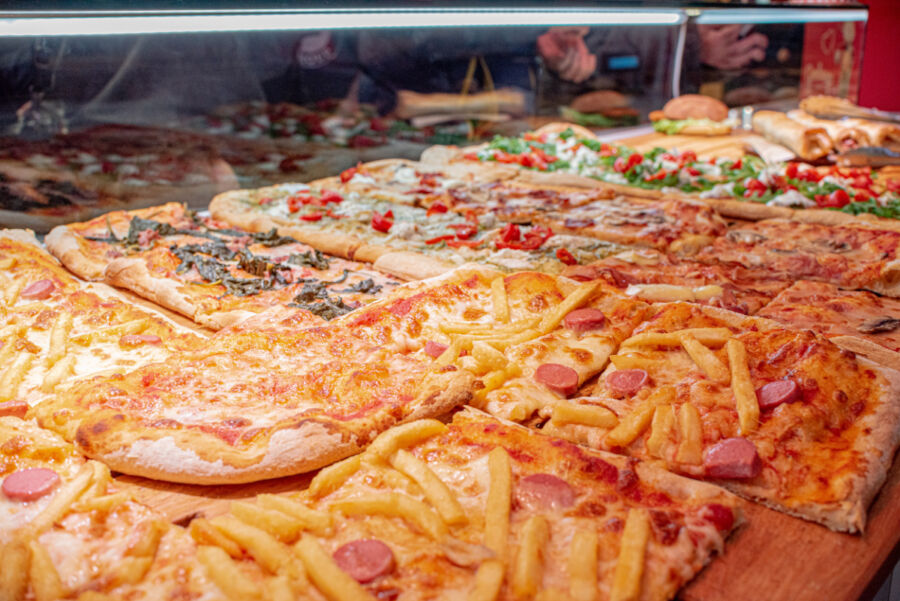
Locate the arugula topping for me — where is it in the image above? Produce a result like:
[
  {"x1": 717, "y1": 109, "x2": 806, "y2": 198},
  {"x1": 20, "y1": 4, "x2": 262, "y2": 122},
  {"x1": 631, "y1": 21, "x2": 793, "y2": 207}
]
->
[{"x1": 837, "y1": 198, "x2": 900, "y2": 219}]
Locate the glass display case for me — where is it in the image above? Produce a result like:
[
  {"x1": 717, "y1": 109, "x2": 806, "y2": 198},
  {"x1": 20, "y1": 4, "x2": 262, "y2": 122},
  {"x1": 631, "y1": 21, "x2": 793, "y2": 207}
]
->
[{"x1": 0, "y1": 1, "x2": 868, "y2": 229}]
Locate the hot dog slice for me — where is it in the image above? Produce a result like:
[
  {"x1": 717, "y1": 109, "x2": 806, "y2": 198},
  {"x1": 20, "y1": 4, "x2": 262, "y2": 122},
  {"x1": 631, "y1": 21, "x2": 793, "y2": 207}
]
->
[
  {"x1": 2, "y1": 468, "x2": 61, "y2": 502},
  {"x1": 756, "y1": 379, "x2": 800, "y2": 410},
  {"x1": 563, "y1": 308, "x2": 606, "y2": 335},
  {"x1": 424, "y1": 341, "x2": 448, "y2": 359},
  {"x1": 534, "y1": 363, "x2": 579, "y2": 397},
  {"x1": 605, "y1": 369, "x2": 649, "y2": 397},
  {"x1": 516, "y1": 473, "x2": 576, "y2": 511},
  {"x1": 20, "y1": 279, "x2": 55, "y2": 300},
  {"x1": 333, "y1": 539, "x2": 396, "y2": 583},
  {"x1": 704, "y1": 438, "x2": 761, "y2": 479}
]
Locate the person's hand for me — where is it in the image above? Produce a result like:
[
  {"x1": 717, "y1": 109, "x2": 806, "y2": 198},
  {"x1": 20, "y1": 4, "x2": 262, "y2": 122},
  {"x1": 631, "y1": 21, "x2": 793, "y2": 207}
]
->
[
  {"x1": 537, "y1": 27, "x2": 597, "y2": 84},
  {"x1": 699, "y1": 25, "x2": 768, "y2": 70}
]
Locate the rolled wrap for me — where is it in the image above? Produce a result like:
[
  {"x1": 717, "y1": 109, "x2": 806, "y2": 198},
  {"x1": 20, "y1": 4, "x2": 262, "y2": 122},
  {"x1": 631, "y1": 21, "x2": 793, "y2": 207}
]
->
[
  {"x1": 752, "y1": 110, "x2": 833, "y2": 160},
  {"x1": 786, "y1": 110, "x2": 871, "y2": 152}
]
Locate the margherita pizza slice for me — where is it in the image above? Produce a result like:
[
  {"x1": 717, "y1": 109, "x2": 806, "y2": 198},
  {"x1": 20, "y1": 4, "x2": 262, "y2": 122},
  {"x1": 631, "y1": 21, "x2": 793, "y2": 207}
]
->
[
  {"x1": 188, "y1": 409, "x2": 741, "y2": 601},
  {"x1": 561, "y1": 249, "x2": 791, "y2": 315},
  {"x1": 45, "y1": 203, "x2": 402, "y2": 329},
  {"x1": 756, "y1": 280, "x2": 900, "y2": 369},
  {"x1": 0, "y1": 229, "x2": 204, "y2": 409},
  {"x1": 542, "y1": 302, "x2": 900, "y2": 532},
  {"x1": 692, "y1": 219, "x2": 900, "y2": 297}
]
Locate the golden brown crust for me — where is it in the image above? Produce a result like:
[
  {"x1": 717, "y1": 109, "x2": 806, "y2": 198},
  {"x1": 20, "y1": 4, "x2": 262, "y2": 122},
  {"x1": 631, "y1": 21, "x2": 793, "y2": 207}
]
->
[
  {"x1": 104, "y1": 258, "x2": 198, "y2": 323},
  {"x1": 830, "y1": 336, "x2": 900, "y2": 372},
  {"x1": 697, "y1": 197, "x2": 794, "y2": 221},
  {"x1": 370, "y1": 250, "x2": 455, "y2": 281},
  {"x1": 44, "y1": 225, "x2": 109, "y2": 281}
]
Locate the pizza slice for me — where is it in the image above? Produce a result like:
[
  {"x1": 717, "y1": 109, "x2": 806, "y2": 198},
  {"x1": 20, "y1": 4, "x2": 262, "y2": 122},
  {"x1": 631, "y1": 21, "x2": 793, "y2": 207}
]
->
[
  {"x1": 541, "y1": 302, "x2": 900, "y2": 533},
  {"x1": 187, "y1": 409, "x2": 741, "y2": 601},
  {"x1": 45, "y1": 202, "x2": 402, "y2": 329},
  {"x1": 561, "y1": 249, "x2": 791, "y2": 315},
  {"x1": 755, "y1": 280, "x2": 900, "y2": 368},
  {"x1": 209, "y1": 183, "x2": 625, "y2": 280},
  {"x1": 0, "y1": 124, "x2": 238, "y2": 232},
  {"x1": 0, "y1": 229, "x2": 204, "y2": 409},
  {"x1": 0, "y1": 417, "x2": 234, "y2": 600},
  {"x1": 526, "y1": 195, "x2": 725, "y2": 253},
  {"x1": 692, "y1": 219, "x2": 900, "y2": 298},
  {"x1": 31, "y1": 280, "x2": 475, "y2": 483}
]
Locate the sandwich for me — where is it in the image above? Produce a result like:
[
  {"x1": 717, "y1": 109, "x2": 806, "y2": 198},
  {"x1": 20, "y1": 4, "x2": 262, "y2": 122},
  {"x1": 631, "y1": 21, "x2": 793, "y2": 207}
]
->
[
  {"x1": 649, "y1": 94, "x2": 733, "y2": 136},
  {"x1": 559, "y1": 90, "x2": 639, "y2": 128}
]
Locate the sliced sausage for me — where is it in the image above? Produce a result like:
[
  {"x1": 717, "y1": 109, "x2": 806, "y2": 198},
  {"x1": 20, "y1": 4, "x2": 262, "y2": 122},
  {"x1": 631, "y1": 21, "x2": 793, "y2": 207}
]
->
[
  {"x1": 701, "y1": 503, "x2": 735, "y2": 532},
  {"x1": 605, "y1": 369, "x2": 649, "y2": 397},
  {"x1": 424, "y1": 340, "x2": 448, "y2": 359},
  {"x1": 2, "y1": 468, "x2": 61, "y2": 501},
  {"x1": 756, "y1": 379, "x2": 800, "y2": 410},
  {"x1": 534, "y1": 363, "x2": 579, "y2": 397},
  {"x1": 0, "y1": 400, "x2": 28, "y2": 419},
  {"x1": 516, "y1": 473, "x2": 576, "y2": 511},
  {"x1": 20, "y1": 279, "x2": 55, "y2": 300},
  {"x1": 333, "y1": 539, "x2": 396, "y2": 583},
  {"x1": 119, "y1": 334, "x2": 163, "y2": 347},
  {"x1": 563, "y1": 308, "x2": 606, "y2": 335},
  {"x1": 704, "y1": 438, "x2": 761, "y2": 479}
]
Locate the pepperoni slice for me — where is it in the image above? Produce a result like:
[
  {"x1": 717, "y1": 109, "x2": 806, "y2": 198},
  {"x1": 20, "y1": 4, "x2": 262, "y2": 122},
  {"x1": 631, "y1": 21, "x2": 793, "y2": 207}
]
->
[
  {"x1": 704, "y1": 438, "x2": 761, "y2": 479},
  {"x1": 2, "y1": 468, "x2": 60, "y2": 501},
  {"x1": 563, "y1": 308, "x2": 606, "y2": 335},
  {"x1": 516, "y1": 473, "x2": 576, "y2": 511},
  {"x1": 534, "y1": 363, "x2": 579, "y2": 397},
  {"x1": 20, "y1": 279, "x2": 55, "y2": 300},
  {"x1": 756, "y1": 379, "x2": 800, "y2": 410},
  {"x1": 605, "y1": 369, "x2": 648, "y2": 397},
  {"x1": 119, "y1": 334, "x2": 163, "y2": 347},
  {"x1": 0, "y1": 400, "x2": 28, "y2": 419},
  {"x1": 333, "y1": 539, "x2": 396, "y2": 583},
  {"x1": 424, "y1": 340, "x2": 448, "y2": 359},
  {"x1": 701, "y1": 503, "x2": 735, "y2": 532}
]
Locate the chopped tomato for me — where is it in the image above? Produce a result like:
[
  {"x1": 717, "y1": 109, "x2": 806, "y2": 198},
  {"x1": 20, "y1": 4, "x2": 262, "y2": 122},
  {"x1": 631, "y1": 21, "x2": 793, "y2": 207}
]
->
[
  {"x1": 425, "y1": 234, "x2": 455, "y2": 245},
  {"x1": 258, "y1": 196, "x2": 274, "y2": 205},
  {"x1": 339, "y1": 163, "x2": 363, "y2": 183},
  {"x1": 556, "y1": 248, "x2": 577, "y2": 265},
  {"x1": 286, "y1": 194, "x2": 314, "y2": 213},
  {"x1": 426, "y1": 202, "x2": 448, "y2": 216},
  {"x1": 530, "y1": 146, "x2": 558, "y2": 164},
  {"x1": 523, "y1": 132, "x2": 541, "y2": 141},
  {"x1": 599, "y1": 143, "x2": 616, "y2": 158},
  {"x1": 300, "y1": 213, "x2": 323, "y2": 221},
  {"x1": 319, "y1": 191, "x2": 343, "y2": 205},
  {"x1": 815, "y1": 189, "x2": 851, "y2": 208},
  {"x1": 743, "y1": 178, "x2": 767, "y2": 197},
  {"x1": 797, "y1": 169, "x2": 823, "y2": 183},
  {"x1": 447, "y1": 239, "x2": 482, "y2": 249},
  {"x1": 496, "y1": 223, "x2": 521, "y2": 245},
  {"x1": 371, "y1": 211, "x2": 394, "y2": 233},
  {"x1": 448, "y1": 223, "x2": 478, "y2": 239},
  {"x1": 325, "y1": 209, "x2": 344, "y2": 219},
  {"x1": 493, "y1": 151, "x2": 519, "y2": 164},
  {"x1": 495, "y1": 224, "x2": 553, "y2": 250},
  {"x1": 463, "y1": 152, "x2": 481, "y2": 161},
  {"x1": 854, "y1": 190, "x2": 872, "y2": 203},
  {"x1": 645, "y1": 169, "x2": 668, "y2": 182},
  {"x1": 730, "y1": 158, "x2": 742, "y2": 170},
  {"x1": 519, "y1": 153, "x2": 547, "y2": 170},
  {"x1": 419, "y1": 173, "x2": 439, "y2": 188},
  {"x1": 684, "y1": 166, "x2": 700, "y2": 177},
  {"x1": 785, "y1": 162, "x2": 799, "y2": 179},
  {"x1": 679, "y1": 150, "x2": 697, "y2": 164}
]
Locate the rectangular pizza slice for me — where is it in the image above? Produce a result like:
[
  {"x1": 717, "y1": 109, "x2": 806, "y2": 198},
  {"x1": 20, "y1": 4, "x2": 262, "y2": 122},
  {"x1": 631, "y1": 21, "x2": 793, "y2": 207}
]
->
[
  {"x1": 188, "y1": 409, "x2": 741, "y2": 601},
  {"x1": 209, "y1": 183, "x2": 625, "y2": 280},
  {"x1": 755, "y1": 280, "x2": 900, "y2": 369},
  {"x1": 0, "y1": 229, "x2": 205, "y2": 410},
  {"x1": 45, "y1": 202, "x2": 403, "y2": 329},
  {"x1": 539, "y1": 302, "x2": 900, "y2": 533},
  {"x1": 560, "y1": 249, "x2": 791, "y2": 315},
  {"x1": 691, "y1": 219, "x2": 900, "y2": 297}
]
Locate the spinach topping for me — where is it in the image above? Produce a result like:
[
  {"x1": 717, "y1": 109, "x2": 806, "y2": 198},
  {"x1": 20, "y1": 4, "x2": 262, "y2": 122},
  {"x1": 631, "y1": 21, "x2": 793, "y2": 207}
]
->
[
  {"x1": 287, "y1": 249, "x2": 332, "y2": 270},
  {"x1": 288, "y1": 280, "x2": 356, "y2": 320},
  {"x1": 336, "y1": 278, "x2": 383, "y2": 294}
]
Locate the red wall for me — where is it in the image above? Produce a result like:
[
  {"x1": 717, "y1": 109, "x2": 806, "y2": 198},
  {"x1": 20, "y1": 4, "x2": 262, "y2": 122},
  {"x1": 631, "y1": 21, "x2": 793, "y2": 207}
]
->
[{"x1": 859, "y1": 0, "x2": 900, "y2": 110}]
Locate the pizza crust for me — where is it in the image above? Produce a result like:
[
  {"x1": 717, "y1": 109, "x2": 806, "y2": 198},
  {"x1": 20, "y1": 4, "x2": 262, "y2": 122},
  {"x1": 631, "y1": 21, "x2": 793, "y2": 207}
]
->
[
  {"x1": 830, "y1": 336, "x2": 900, "y2": 372},
  {"x1": 44, "y1": 225, "x2": 111, "y2": 281},
  {"x1": 371, "y1": 250, "x2": 455, "y2": 281},
  {"x1": 104, "y1": 257, "x2": 199, "y2": 324},
  {"x1": 60, "y1": 365, "x2": 473, "y2": 485}
]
